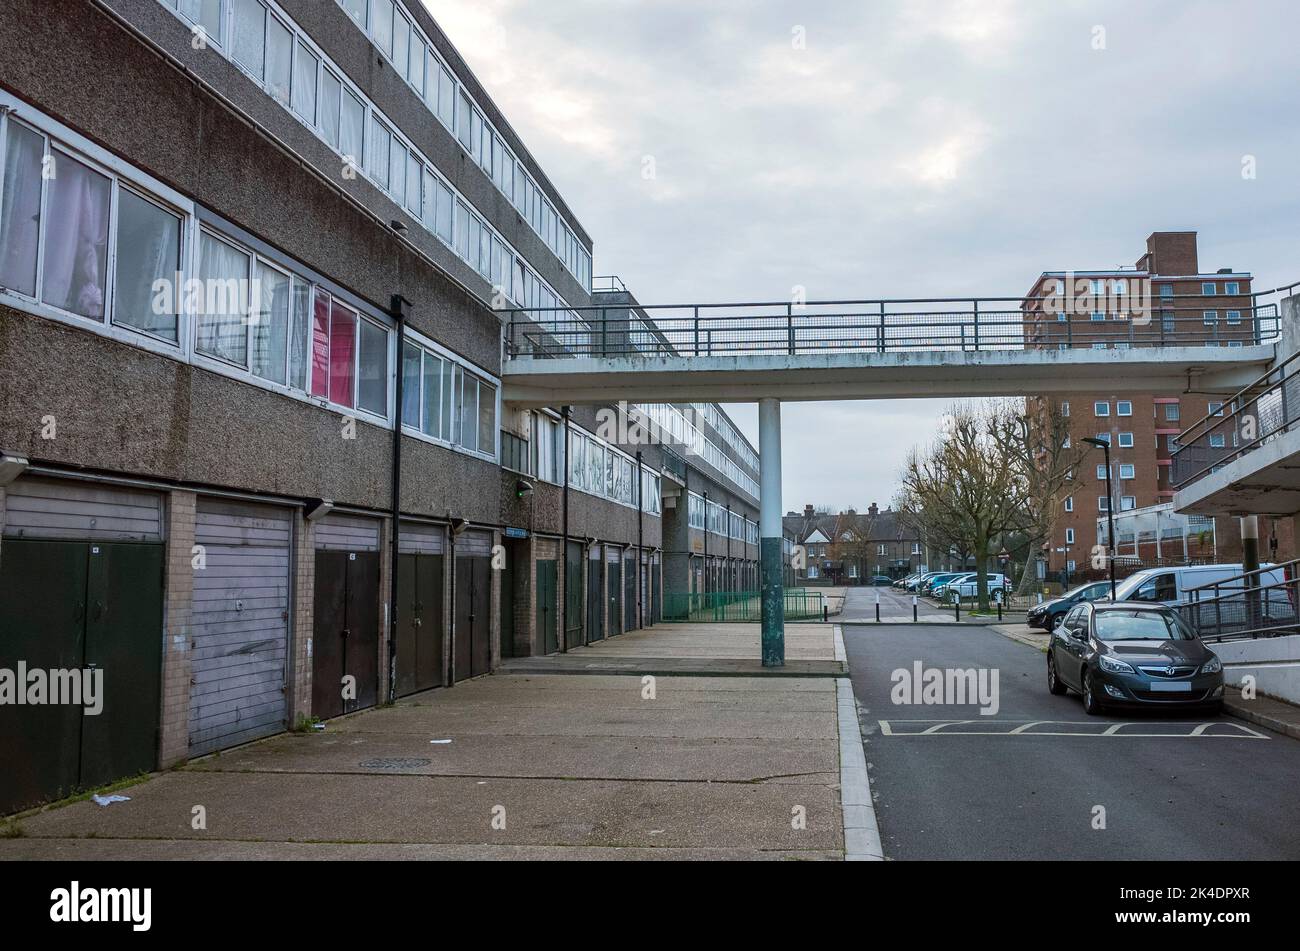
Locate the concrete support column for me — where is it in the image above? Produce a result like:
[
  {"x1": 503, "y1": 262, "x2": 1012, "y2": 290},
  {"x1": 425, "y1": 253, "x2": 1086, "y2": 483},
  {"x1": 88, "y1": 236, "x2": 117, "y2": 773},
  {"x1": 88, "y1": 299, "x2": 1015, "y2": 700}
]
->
[
  {"x1": 1242, "y1": 515, "x2": 1261, "y2": 631},
  {"x1": 759, "y1": 398, "x2": 784, "y2": 667}
]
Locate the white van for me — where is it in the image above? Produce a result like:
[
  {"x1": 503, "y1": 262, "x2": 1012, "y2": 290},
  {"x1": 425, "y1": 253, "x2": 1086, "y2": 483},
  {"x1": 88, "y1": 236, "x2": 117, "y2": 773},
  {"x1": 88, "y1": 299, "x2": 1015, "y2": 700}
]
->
[{"x1": 1110, "y1": 563, "x2": 1286, "y2": 606}]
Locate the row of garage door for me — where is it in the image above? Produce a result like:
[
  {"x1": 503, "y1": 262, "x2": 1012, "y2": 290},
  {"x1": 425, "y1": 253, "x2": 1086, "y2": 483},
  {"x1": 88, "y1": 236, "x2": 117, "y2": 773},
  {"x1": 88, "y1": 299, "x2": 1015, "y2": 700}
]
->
[{"x1": 0, "y1": 478, "x2": 494, "y2": 814}]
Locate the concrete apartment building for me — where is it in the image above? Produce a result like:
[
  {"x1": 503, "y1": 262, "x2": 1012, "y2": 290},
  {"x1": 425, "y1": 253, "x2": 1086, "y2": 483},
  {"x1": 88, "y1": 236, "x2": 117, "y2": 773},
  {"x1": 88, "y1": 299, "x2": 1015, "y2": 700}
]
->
[
  {"x1": 0, "y1": 0, "x2": 759, "y2": 814},
  {"x1": 1024, "y1": 231, "x2": 1267, "y2": 581}
]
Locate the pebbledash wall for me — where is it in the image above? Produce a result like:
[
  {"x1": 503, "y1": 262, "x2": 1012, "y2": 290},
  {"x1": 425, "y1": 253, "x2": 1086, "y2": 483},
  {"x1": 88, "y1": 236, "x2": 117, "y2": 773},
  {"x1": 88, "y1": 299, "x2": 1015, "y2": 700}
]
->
[{"x1": 0, "y1": 0, "x2": 759, "y2": 812}]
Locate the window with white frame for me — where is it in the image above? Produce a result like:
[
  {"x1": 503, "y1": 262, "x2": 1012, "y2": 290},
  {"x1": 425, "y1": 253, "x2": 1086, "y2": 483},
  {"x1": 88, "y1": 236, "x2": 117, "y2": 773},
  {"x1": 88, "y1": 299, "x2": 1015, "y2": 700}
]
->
[
  {"x1": 1203, "y1": 310, "x2": 1218, "y2": 325},
  {"x1": 1098, "y1": 497, "x2": 1110, "y2": 512},
  {"x1": 1210, "y1": 434, "x2": 1226, "y2": 449},
  {"x1": 1096, "y1": 464, "x2": 1108, "y2": 480},
  {"x1": 0, "y1": 112, "x2": 187, "y2": 344},
  {"x1": 532, "y1": 413, "x2": 561, "y2": 484},
  {"x1": 1209, "y1": 402, "x2": 1224, "y2": 415},
  {"x1": 1226, "y1": 282, "x2": 1240, "y2": 295},
  {"x1": 1061, "y1": 401, "x2": 1070, "y2": 417},
  {"x1": 1121, "y1": 496, "x2": 1136, "y2": 511},
  {"x1": 1226, "y1": 310, "x2": 1242, "y2": 325},
  {"x1": 1094, "y1": 433, "x2": 1111, "y2": 445},
  {"x1": 1118, "y1": 432, "x2": 1134, "y2": 448},
  {"x1": 399, "y1": 339, "x2": 497, "y2": 459},
  {"x1": 1164, "y1": 403, "x2": 1180, "y2": 421},
  {"x1": 160, "y1": 0, "x2": 589, "y2": 321},
  {"x1": 1095, "y1": 401, "x2": 1110, "y2": 416},
  {"x1": 1065, "y1": 528, "x2": 1075, "y2": 544},
  {"x1": 0, "y1": 95, "x2": 401, "y2": 423},
  {"x1": 321, "y1": 0, "x2": 592, "y2": 290},
  {"x1": 1119, "y1": 464, "x2": 1135, "y2": 480},
  {"x1": 1116, "y1": 401, "x2": 1132, "y2": 416},
  {"x1": 1202, "y1": 282, "x2": 1217, "y2": 296}
]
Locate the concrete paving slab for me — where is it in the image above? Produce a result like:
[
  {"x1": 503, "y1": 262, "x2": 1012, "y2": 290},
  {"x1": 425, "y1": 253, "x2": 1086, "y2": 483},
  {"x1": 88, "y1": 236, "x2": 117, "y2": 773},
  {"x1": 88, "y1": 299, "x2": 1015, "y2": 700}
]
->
[
  {"x1": 425, "y1": 674, "x2": 838, "y2": 694},
  {"x1": 14, "y1": 771, "x2": 842, "y2": 851},
  {"x1": 5, "y1": 656, "x2": 846, "y2": 860},
  {"x1": 0, "y1": 838, "x2": 839, "y2": 861},
  {"x1": 325, "y1": 705, "x2": 838, "y2": 740},
  {"x1": 183, "y1": 731, "x2": 838, "y2": 783}
]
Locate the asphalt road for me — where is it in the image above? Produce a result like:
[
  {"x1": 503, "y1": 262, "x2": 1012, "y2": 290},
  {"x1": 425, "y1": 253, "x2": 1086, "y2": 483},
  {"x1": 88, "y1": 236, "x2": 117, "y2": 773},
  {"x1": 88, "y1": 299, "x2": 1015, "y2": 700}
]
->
[
  {"x1": 839, "y1": 583, "x2": 954, "y2": 623},
  {"x1": 842, "y1": 622, "x2": 1300, "y2": 860}
]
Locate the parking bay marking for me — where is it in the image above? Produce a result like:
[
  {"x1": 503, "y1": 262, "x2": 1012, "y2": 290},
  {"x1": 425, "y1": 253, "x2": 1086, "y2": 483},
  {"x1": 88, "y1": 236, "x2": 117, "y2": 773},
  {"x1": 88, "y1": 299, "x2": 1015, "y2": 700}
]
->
[{"x1": 877, "y1": 719, "x2": 1269, "y2": 739}]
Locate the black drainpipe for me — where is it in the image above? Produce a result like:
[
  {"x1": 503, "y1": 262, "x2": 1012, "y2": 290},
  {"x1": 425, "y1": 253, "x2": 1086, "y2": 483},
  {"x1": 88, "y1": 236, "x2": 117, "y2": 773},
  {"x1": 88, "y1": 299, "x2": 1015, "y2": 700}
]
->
[
  {"x1": 387, "y1": 295, "x2": 410, "y2": 704},
  {"x1": 636, "y1": 450, "x2": 644, "y2": 629},
  {"x1": 446, "y1": 508, "x2": 455, "y2": 688},
  {"x1": 560, "y1": 406, "x2": 571, "y2": 652},
  {"x1": 702, "y1": 491, "x2": 709, "y2": 595},
  {"x1": 725, "y1": 502, "x2": 732, "y2": 594}
]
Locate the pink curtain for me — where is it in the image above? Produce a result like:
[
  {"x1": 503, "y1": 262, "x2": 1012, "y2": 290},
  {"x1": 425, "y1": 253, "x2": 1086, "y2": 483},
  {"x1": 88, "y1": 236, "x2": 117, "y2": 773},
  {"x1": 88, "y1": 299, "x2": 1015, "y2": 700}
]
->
[
  {"x1": 329, "y1": 300, "x2": 356, "y2": 408},
  {"x1": 311, "y1": 290, "x2": 330, "y2": 398}
]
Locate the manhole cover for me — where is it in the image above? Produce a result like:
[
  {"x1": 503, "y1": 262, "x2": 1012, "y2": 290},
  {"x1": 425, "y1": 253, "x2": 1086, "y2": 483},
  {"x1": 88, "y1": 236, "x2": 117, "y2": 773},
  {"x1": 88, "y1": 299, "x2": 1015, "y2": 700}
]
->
[{"x1": 358, "y1": 757, "x2": 431, "y2": 770}]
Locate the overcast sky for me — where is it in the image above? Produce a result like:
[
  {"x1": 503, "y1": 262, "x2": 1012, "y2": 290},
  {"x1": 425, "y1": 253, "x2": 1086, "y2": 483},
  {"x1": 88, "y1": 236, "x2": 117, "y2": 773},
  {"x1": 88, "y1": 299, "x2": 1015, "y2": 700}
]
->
[{"x1": 423, "y1": 0, "x2": 1300, "y2": 513}]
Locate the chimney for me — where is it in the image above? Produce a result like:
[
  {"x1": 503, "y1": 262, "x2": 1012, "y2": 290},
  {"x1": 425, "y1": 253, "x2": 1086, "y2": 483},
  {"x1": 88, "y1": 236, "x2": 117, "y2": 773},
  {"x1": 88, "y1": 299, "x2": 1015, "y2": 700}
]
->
[
  {"x1": 1143, "y1": 232, "x2": 1199, "y2": 277},
  {"x1": 868, "y1": 502, "x2": 879, "y2": 516},
  {"x1": 804, "y1": 504, "x2": 814, "y2": 519}
]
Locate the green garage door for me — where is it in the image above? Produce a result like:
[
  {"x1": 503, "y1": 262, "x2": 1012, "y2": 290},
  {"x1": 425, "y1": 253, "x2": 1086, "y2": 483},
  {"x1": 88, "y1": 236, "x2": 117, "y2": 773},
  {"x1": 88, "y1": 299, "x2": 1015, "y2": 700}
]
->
[{"x1": 0, "y1": 478, "x2": 163, "y2": 813}]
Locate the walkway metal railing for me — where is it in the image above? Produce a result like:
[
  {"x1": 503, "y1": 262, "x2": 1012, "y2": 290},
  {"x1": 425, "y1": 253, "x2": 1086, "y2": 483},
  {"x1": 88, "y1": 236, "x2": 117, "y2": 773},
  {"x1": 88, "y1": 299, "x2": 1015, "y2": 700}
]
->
[
  {"x1": 1178, "y1": 560, "x2": 1300, "y2": 642},
  {"x1": 1171, "y1": 348, "x2": 1300, "y2": 488},
  {"x1": 662, "y1": 590, "x2": 824, "y2": 623},
  {"x1": 503, "y1": 287, "x2": 1285, "y2": 361}
]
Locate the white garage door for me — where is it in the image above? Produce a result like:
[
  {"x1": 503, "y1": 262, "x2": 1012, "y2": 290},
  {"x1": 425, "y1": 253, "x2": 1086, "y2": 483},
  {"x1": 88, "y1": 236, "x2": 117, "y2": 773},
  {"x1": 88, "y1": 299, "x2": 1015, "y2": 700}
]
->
[{"x1": 189, "y1": 498, "x2": 292, "y2": 756}]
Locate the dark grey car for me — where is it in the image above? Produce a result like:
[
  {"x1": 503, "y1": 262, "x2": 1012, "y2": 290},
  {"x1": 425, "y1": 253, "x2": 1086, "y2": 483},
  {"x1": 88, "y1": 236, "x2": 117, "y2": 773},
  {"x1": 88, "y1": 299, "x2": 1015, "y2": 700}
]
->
[{"x1": 1046, "y1": 601, "x2": 1225, "y2": 715}]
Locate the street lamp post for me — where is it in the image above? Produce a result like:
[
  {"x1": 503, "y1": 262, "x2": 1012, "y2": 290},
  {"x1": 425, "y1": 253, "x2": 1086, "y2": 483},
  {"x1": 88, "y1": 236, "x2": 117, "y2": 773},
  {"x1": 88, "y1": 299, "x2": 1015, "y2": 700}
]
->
[{"x1": 1083, "y1": 437, "x2": 1118, "y2": 600}]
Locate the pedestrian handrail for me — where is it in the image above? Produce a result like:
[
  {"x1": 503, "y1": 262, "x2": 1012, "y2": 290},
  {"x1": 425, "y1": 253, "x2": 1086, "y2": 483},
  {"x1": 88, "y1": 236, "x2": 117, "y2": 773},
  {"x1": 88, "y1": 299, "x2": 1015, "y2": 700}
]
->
[
  {"x1": 501, "y1": 286, "x2": 1286, "y2": 361},
  {"x1": 1172, "y1": 349, "x2": 1300, "y2": 488},
  {"x1": 1177, "y1": 559, "x2": 1300, "y2": 642}
]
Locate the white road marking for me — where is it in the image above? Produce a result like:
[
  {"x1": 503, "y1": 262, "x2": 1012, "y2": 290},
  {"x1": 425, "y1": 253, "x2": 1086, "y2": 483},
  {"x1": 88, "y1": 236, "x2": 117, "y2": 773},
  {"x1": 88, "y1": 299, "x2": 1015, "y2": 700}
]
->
[{"x1": 876, "y1": 719, "x2": 1268, "y2": 739}]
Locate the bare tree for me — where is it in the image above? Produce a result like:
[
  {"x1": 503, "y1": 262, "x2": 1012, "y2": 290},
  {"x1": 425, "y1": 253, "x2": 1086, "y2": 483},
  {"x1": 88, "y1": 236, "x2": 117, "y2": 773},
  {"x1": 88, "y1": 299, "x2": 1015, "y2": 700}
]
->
[
  {"x1": 898, "y1": 404, "x2": 1027, "y2": 610},
  {"x1": 988, "y1": 398, "x2": 1088, "y2": 595}
]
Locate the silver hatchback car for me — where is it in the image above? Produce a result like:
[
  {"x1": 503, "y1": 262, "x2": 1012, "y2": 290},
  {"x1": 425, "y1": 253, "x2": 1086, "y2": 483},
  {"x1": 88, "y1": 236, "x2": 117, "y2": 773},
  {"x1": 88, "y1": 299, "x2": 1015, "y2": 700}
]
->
[{"x1": 1047, "y1": 601, "x2": 1225, "y2": 716}]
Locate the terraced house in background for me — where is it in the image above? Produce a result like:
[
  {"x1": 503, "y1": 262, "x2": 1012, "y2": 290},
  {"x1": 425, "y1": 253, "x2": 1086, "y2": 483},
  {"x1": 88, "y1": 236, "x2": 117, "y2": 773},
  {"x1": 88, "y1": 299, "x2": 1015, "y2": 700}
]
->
[{"x1": 0, "y1": 0, "x2": 760, "y2": 814}]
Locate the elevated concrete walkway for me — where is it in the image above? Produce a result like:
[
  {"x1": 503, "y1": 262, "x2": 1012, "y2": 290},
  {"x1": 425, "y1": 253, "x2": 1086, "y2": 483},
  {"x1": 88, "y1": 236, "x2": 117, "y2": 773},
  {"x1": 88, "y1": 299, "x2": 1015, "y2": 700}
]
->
[{"x1": 502, "y1": 345, "x2": 1274, "y2": 405}]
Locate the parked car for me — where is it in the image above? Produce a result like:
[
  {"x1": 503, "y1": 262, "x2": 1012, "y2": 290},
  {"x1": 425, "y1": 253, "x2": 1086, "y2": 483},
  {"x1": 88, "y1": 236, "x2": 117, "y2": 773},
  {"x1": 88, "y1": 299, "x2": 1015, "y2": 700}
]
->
[
  {"x1": 909, "y1": 571, "x2": 947, "y2": 591},
  {"x1": 938, "y1": 573, "x2": 1012, "y2": 603},
  {"x1": 894, "y1": 573, "x2": 918, "y2": 589},
  {"x1": 1107, "y1": 563, "x2": 1285, "y2": 606},
  {"x1": 1046, "y1": 601, "x2": 1224, "y2": 715},
  {"x1": 1027, "y1": 580, "x2": 1111, "y2": 631},
  {"x1": 871, "y1": 575, "x2": 893, "y2": 586},
  {"x1": 920, "y1": 572, "x2": 967, "y2": 595}
]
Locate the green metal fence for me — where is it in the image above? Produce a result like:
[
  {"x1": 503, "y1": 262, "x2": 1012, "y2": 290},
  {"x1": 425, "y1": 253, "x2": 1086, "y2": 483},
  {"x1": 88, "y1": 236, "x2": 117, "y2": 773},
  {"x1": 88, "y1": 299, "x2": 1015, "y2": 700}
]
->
[{"x1": 662, "y1": 589, "x2": 824, "y2": 623}]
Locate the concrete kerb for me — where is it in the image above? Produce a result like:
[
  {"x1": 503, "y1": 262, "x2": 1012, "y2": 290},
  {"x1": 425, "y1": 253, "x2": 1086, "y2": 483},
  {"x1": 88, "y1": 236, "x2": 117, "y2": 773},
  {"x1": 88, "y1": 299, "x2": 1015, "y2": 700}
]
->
[{"x1": 833, "y1": 625, "x2": 883, "y2": 861}]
